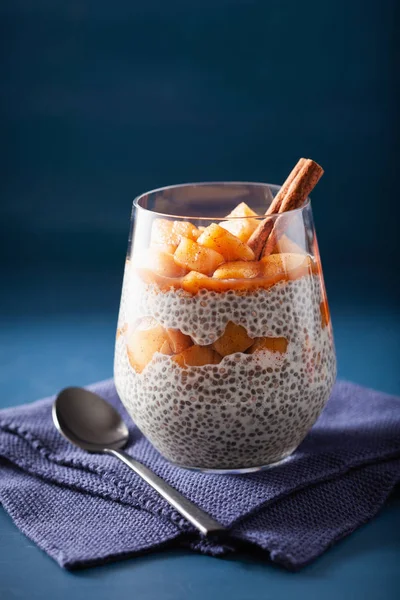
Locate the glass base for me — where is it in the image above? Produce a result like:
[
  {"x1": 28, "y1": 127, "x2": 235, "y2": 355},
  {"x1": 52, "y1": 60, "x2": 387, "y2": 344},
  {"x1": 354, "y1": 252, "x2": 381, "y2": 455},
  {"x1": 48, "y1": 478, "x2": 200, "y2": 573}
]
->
[{"x1": 170, "y1": 447, "x2": 296, "y2": 474}]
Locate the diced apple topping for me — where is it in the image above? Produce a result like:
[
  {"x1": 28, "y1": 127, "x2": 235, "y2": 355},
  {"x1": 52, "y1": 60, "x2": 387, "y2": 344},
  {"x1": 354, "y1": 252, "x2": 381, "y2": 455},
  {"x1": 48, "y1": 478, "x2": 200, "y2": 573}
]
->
[
  {"x1": 270, "y1": 234, "x2": 306, "y2": 255},
  {"x1": 212, "y1": 322, "x2": 254, "y2": 356},
  {"x1": 197, "y1": 223, "x2": 255, "y2": 262},
  {"x1": 248, "y1": 337, "x2": 288, "y2": 354},
  {"x1": 139, "y1": 213, "x2": 317, "y2": 293},
  {"x1": 221, "y1": 219, "x2": 259, "y2": 243},
  {"x1": 138, "y1": 248, "x2": 188, "y2": 278},
  {"x1": 150, "y1": 219, "x2": 175, "y2": 250},
  {"x1": 151, "y1": 218, "x2": 200, "y2": 252},
  {"x1": 260, "y1": 253, "x2": 312, "y2": 284},
  {"x1": 172, "y1": 220, "x2": 201, "y2": 241},
  {"x1": 226, "y1": 202, "x2": 258, "y2": 219},
  {"x1": 136, "y1": 269, "x2": 183, "y2": 290},
  {"x1": 221, "y1": 202, "x2": 259, "y2": 242},
  {"x1": 174, "y1": 237, "x2": 224, "y2": 275},
  {"x1": 173, "y1": 345, "x2": 222, "y2": 368},
  {"x1": 182, "y1": 270, "x2": 296, "y2": 293},
  {"x1": 182, "y1": 271, "x2": 256, "y2": 293},
  {"x1": 213, "y1": 261, "x2": 261, "y2": 279},
  {"x1": 181, "y1": 271, "x2": 211, "y2": 294}
]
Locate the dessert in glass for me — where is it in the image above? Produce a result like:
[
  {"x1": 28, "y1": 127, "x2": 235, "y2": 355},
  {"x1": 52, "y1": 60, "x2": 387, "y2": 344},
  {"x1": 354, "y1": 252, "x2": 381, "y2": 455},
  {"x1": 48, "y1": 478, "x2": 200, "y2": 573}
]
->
[{"x1": 114, "y1": 158, "x2": 336, "y2": 473}]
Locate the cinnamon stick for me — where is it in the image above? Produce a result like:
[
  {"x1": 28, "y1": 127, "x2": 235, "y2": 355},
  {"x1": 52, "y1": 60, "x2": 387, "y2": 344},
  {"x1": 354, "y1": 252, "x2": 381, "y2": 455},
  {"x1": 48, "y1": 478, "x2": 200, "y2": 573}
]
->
[
  {"x1": 246, "y1": 219, "x2": 274, "y2": 260},
  {"x1": 275, "y1": 159, "x2": 324, "y2": 213},
  {"x1": 247, "y1": 158, "x2": 305, "y2": 257},
  {"x1": 248, "y1": 158, "x2": 323, "y2": 259},
  {"x1": 247, "y1": 159, "x2": 305, "y2": 258},
  {"x1": 261, "y1": 159, "x2": 323, "y2": 256},
  {"x1": 265, "y1": 157, "x2": 306, "y2": 215}
]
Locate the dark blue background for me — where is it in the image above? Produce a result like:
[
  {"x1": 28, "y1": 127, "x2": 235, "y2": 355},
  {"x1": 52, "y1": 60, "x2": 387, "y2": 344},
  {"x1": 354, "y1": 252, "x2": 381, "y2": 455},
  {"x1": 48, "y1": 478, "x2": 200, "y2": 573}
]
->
[
  {"x1": 0, "y1": 2, "x2": 399, "y2": 599},
  {"x1": 1, "y1": 0, "x2": 399, "y2": 270}
]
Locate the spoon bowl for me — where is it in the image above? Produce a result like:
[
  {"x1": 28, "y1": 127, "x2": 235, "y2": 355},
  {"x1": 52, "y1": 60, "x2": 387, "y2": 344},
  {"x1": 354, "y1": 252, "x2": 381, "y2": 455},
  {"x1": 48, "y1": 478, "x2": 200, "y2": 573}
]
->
[{"x1": 53, "y1": 387, "x2": 129, "y2": 451}]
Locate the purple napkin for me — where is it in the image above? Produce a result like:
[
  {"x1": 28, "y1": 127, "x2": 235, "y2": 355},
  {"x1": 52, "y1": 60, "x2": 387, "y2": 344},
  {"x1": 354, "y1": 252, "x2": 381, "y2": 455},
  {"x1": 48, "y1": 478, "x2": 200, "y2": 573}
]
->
[{"x1": 0, "y1": 379, "x2": 399, "y2": 570}]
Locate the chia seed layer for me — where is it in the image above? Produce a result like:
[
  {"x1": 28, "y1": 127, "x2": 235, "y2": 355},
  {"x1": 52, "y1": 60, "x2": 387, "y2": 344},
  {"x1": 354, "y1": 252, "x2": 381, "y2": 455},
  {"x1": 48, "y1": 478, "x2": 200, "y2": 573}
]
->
[
  {"x1": 121, "y1": 269, "x2": 325, "y2": 346},
  {"x1": 114, "y1": 274, "x2": 336, "y2": 470}
]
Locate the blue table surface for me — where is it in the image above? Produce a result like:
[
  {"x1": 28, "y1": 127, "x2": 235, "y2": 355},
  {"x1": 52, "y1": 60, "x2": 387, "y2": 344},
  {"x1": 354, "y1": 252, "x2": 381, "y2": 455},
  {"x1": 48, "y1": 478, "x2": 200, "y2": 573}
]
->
[{"x1": 0, "y1": 265, "x2": 399, "y2": 600}]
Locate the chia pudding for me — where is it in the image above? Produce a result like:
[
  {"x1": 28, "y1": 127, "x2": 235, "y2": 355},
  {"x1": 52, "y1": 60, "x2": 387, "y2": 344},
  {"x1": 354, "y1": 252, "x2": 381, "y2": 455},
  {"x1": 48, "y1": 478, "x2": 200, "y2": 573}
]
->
[
  {"x1": 114, "y1": 259, "x2": 336, "y2": 471},
  {"x1": 114, "y1": 171, "x2": 336, "y2": 472}
]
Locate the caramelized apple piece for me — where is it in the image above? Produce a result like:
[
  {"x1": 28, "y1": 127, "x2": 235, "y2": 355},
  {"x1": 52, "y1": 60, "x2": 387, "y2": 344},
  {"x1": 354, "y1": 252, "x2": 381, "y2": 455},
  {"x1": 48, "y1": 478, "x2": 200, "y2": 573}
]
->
[
  {"x1": 159, "y1": 243, "x2": 179, "y2": 255},
  {"x1": 213, "y1": 261, "x2": 261, "y2": 279},
  {"x1": 182, "y1": 271, "x2": 210, "y2": 294},
  {"x1": 174, "y1": 237, "x2": 224, "y2": 275},
  {"x1": 173, "y1": 345, "x2": 222, "y2": 368},
  {"x1": 320, "y1": 299, "x2": 330, "y2": 328},
  {"x1": 260, "y1": 253, "x2": 312, "y2": 284},
  {"x1": 182, "y1": 256, "x2": 314, "y2": 293},
  {"x1": 127, "y1": 318, "x2": 171, "y2": 373},
  {"x1": 249, "y1": 337, "x2": 288, "y2": 354},
  {"x1": 137, "y1": 248, "x2": 188, "y2": 277},
  {"x1": 182, "y1": 271, "x2": 265, "y2": 293},
  {"x1": 221, "y1": 219, "x2": 259, "y2": 243},
  {"x1": 270, "y1": 234, "x2": 306, "y2": 255},
  {"x1": 212, "y1": 322, "x2": 254, "y2": 356},
  {"x1": 197, "y1": 223, "x2": 255, "y2": 261},
  {"x1": 159, "y1": 340, "x2": 174, "y2": 355},
  {"x1": 221, "y1": 202, "x2": 259, "y2": 242},
  {"x1": 226, "y1": 202, "x2": 258, "y2": 218},
  {"x1": 182, "y1": 271, "x2": 244, "y2": 293},
  {"x1": 151, "y1": 218, "x2": 200, "y2": 252},
  {"x1": 172, "y1": 220, "x2": 200, "y2": 241},
  {"x1": 166, "y1": 329, "x2": 193, "y2": 353},
  {"x1": 150, "y1": 219, "x2": 175, "y2": 249},
  {"x1": 136, "y1": 269, "x2": 183, "y2": 290}
]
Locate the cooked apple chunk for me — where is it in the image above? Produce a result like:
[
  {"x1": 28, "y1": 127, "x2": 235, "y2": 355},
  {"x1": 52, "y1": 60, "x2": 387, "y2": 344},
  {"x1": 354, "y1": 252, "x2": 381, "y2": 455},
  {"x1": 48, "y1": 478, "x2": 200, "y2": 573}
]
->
[
  {"x1": 173, "y1": 345, "x2": 221, "y2": 368},
  {"x1": 226, "y1": 202, "x2": 258, "y2": 219},
  {"x1": 197, "y1": 223, "x2": 255, "y2": 262},
  {"x1": 174, "y1": 238, "x2": 224, "y2": 275},
  {"x1": 212, "y1": 322, "x2": 254, "y2": 356},
  {"x1": 138, "y1": 248, "x2": 188, "y2": 278},
  {"x1": 221, "y1": 202, "x2": 259, "y2": 242},
  {"x1": 151, "y1": 218, "x2": 200, "y2": 252},
  {"x1": 127, "y1": 318, "x2": 171, "y2": 373},
  {"x1": 181, "y1": 271, "x2": 211, "y2": 294},
  {"x1": 166, "y1": 329, "x2": 193, "y2": 353},
  {"x1": 213, "y1": 260, "x2": 261, "y2": 279},
  {"x1": 182, "y1": 270, "x2": 263, "y2": 293},
  {"x1": 260, "y1": 253, "x2": 312, "y2": 284},
  {"x1": 270, "y1": 234, "x2": 306, "y2": 256}
]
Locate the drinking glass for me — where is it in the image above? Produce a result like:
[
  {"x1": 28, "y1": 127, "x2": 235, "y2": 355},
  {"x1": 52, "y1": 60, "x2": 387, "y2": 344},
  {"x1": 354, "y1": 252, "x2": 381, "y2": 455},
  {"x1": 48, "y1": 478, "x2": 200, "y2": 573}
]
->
[{"x1": 114, "y1": 183, "x2": 336, "y2": 473}]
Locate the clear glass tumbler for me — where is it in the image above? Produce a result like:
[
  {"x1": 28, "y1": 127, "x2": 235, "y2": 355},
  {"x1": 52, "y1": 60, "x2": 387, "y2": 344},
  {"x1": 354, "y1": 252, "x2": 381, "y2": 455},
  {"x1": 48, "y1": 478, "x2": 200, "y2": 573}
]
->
[{"x1": 114, "y1": 182, "x2": 336, "y2": 473}]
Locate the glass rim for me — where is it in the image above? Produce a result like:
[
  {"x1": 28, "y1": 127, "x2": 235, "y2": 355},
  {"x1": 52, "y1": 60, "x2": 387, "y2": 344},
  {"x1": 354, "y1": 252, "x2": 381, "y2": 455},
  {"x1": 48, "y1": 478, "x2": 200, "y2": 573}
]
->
[{"x1": 133, "y1": 181, "x2": 311, "y2": 221}]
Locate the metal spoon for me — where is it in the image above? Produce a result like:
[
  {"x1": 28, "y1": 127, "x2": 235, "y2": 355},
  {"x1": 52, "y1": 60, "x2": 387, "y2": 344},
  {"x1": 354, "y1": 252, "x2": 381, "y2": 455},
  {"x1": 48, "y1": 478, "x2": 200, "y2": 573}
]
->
[{"x1": 52, "y1": 387, "x2": 226, "y2": 536}]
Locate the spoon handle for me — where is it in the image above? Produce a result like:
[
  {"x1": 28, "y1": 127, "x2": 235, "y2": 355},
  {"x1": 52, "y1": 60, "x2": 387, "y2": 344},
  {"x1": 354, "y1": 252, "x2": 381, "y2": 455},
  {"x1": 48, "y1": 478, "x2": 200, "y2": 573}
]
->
[{"x1": 106, "y1": 448, "x2": 226, "y2": 536}]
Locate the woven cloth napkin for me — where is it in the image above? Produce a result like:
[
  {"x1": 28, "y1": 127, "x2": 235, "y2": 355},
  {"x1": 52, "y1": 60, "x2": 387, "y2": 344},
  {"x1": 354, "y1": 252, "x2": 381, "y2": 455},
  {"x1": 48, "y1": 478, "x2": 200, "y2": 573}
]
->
[{"x1": 0, "y1": 379, "x2": 399, "y2": 570}]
